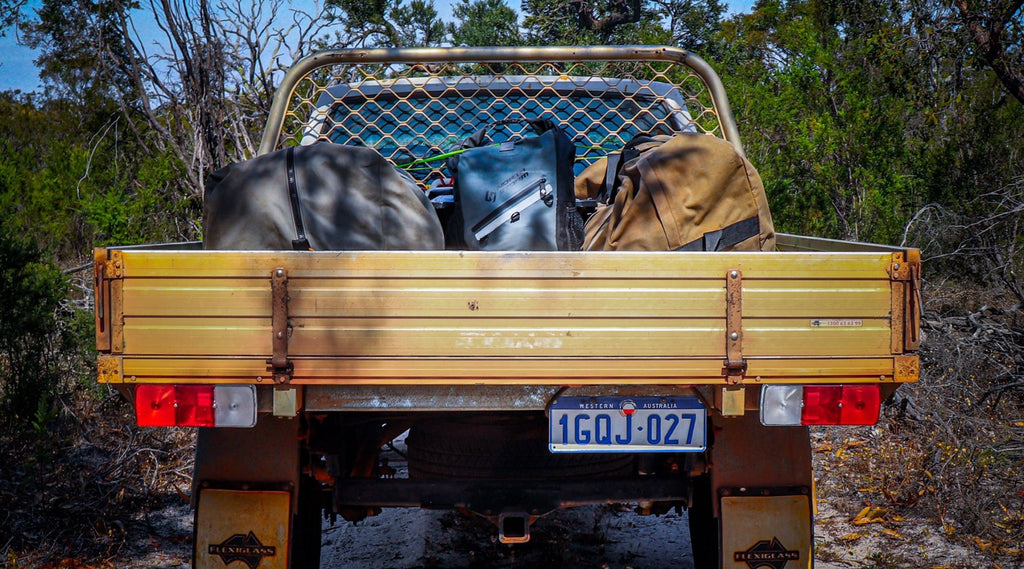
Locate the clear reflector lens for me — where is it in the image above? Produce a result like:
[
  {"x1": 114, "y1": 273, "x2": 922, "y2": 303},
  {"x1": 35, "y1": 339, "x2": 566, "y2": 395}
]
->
[
  {"x1": 760, "y1": 385, "x2": 881, "y2": 426},
  {"x1": 759, "y1": 385, "x2": 803, "y2": 426},
  {"x1": 213, "y1": 385, "x2": 258, "y2": 427},
  {"x1": 135, "y1": 385, "x2": 256, "y2": 428}
]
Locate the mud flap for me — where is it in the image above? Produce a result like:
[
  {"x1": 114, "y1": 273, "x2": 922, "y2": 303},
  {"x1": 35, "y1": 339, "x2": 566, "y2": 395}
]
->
[
  {"x1": 720, "y1": 490, "x2": 812, "y2": 569},
  {"x1": 703, "y1": 412, "x2": 815, "y2": 568},
  {"x1": 194, "y1": 488, "x2": 292, "y2": 569}
]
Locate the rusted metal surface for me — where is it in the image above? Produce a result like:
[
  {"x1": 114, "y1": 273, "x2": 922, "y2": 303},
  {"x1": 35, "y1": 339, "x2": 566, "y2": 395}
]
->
[
  {"x1": 905, "y1": 251, "x2": 923, "y2": 351},
  {"x1": 724, "y1": 269, "x2": 746, "y2": 384},
  {"x1": 93, "y1": 248, "x2": 111, "y2": 352},
  {"x1": 894, "y1": 354, "x2": 920, "y2": 383},
  {"x1": 889, "y1": 251, "x2": 923, "y2": 354},
  {"x1": 304, "y1": 384, "x2": 704, "y2": 412},
  {"x1": 96, "y1": 354, "x2": 122, "y2": 384},
  {"x1": 708, "y1": 412, "x2": 813, "y2": 516},
  {"x1": 268, "y1": 267, "x2": 293, "y2": 384}
]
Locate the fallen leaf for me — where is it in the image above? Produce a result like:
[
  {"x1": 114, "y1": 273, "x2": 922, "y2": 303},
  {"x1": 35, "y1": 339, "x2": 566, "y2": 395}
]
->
[
  {"x1": 881, "y1": 528, "x2": 906, "y2": 540},
  {"x1": 851, "y1": 506, "x2": 889, "y2": 525}
]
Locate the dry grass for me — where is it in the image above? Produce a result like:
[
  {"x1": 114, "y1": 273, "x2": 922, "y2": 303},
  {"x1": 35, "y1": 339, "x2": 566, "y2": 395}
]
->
[
  {"x1": 814, "y1": 280, "x2": 1024, "y2": 568},
  {"x1": 1, "y1": 389, "x2": 195, "y2": 568}
]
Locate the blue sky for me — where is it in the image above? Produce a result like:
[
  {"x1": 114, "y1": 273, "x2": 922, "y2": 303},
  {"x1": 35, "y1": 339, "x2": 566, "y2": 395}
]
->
[{"x1": 0, "y1": 0, "x2": 755, "y2": 93}]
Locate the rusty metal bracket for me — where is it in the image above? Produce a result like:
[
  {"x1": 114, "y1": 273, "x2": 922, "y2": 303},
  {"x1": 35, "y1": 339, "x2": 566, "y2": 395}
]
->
[
  {"x1": 894, "y1": 355, "x2": 920, "y2": 383},
  {"x1": 93, "y1": 248, "x2": 112, "y2": 352},
  {"x1": 267, "y1": 267, "x2": 293, "y2": 384},
  {"x1": 724, "y1": 269, "x2": 746, "y2": 384},
  {"x1": 97, "y1": 354, "x2": 123, "y2": 384},
  {"x1": 889, "y1": 252, "x2": 912, "y2": 281},
  {"x1": 890, "y1": 251, "x2": 923, "y2": 353}
]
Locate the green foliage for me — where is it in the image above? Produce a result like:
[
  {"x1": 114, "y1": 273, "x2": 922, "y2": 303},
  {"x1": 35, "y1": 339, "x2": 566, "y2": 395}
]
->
[
  {"x1": 717, "y1": 0, "x2": 1024, "y2": 245},
  {"x1": 450, "y1": 0, "x2": 522, "y2": 46},
  {"x1": 0, "y1": 223, "x2": 69, "y2": 422},
  {"x1": 0, "y1": 92, "x2": 199, "y2": 259},
  {"x1": 521, "y1": 0, "x2": 723, "y2": 47},
  {"x1": 0, "y1": 0, "x2": 27, "y2": 36},
  {"x1": 327, "y1": 0, "x2": 448, "y2": 46},
  {"x1": 21, "y1": 0, "x2": 139, "y2": 105}
]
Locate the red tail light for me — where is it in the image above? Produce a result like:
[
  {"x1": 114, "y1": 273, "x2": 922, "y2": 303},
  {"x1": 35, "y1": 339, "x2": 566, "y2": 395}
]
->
[
  {"x1": 135, "y1": 385, "x2": 256, "y2": 428},
  {"x1": 761, "y1": 385, "x2": 881, "y2": 426},
  {"x1": 802, "y1": 385, "x2": 881, "y2": 425}
]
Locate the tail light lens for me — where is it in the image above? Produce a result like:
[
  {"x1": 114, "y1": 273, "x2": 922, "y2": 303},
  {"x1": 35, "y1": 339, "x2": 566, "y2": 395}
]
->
[
  {"x1": 760, "y1": 385, "x2": 881, "y2": 426},
  {"x1": 135, "y1": 385, "x2": 257, "y2": 428}
]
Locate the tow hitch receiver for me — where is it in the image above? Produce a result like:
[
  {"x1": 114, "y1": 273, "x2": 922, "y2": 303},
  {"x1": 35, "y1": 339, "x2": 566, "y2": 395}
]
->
[{"x1": 497, "y1": 511, "x2": 532, "y2": 544}]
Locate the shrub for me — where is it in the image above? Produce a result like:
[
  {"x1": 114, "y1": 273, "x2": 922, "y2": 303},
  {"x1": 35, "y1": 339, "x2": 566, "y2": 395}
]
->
[{"x1": 0, "y1": 221, "x2": 73, "y2": 423}]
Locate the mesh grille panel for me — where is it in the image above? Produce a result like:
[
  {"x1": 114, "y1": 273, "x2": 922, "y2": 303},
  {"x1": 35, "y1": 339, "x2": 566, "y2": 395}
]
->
[{"x1": 266, "y1": 49, "x2": 732, "y2": 185}]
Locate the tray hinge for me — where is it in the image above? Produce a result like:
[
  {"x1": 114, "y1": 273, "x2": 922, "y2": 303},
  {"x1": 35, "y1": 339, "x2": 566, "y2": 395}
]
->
[
  {"x1": 267, "y1": 267, "x2": 293, "y2": 384},
  {"x1": 93, "y1": 247, "x2": 113, "y2": 352},
  {"x1": 724, "y1": 268, "x2": 746, "y2": 384}
]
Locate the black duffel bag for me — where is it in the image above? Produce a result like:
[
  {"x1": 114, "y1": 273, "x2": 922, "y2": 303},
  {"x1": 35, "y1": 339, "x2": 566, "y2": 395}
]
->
[
  {"x1": 446, "y1": 118, "x2": 582, "y2": 251},
  {"x1": 204, "y1": 143, "x2": 444, "y2": 251}
]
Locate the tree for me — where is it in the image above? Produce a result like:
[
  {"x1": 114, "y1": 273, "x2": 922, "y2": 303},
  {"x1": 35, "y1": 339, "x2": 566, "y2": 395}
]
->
[
  {"x1": 21, "y1": 0, "x2": 135, "y2": 109},
  {"x1": 0, "y1": 0, "x2": 26, "y2": 37},
  {"x1": 521, "y1": 0, "x2": 724, "y2": 50},
  {"x1": 24, "y1": 0, "x2": 335, "y2": 203},
  {"x1": 450, "y1": 0, "x2": 522, "y2": 46},
  {"x1": 523, "y1": 0, "x2": 643, "y2": 43},
  {"x1": 326, "y1": 0, "x2": 448, "y2": 47},
  {"x1": 0, "y1": 222, "x2": 70, "y2": 422},
  {"x1": 649, "y1": 0, "x2": 726, "y2": 58},
  {"x1": 716, "y1": 0, "x2": 1024, "y2": 244},
  {"x1": 952, "y1": 0, "x2": 1024, "y2": 104}
]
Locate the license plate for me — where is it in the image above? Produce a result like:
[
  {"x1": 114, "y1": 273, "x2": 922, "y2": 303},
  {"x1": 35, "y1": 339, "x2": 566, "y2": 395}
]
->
[{"x1": 549, "y1": 396, "x2": 707, "y2": 453}]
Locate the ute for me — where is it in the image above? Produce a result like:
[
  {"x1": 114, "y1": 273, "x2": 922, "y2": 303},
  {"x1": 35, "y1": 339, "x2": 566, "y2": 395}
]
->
[{"x1": 92, "y1": 46, "x2": 922, "y2": 568}]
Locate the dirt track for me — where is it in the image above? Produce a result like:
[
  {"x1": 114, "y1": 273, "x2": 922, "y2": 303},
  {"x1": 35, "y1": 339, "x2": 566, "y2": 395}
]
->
[{"x1": 320, "y1": 506, "x2": 695, "y2": 569}]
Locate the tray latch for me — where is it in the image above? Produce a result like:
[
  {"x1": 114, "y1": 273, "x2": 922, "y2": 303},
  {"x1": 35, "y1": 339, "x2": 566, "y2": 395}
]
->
[
  {"x1": 724, "y1": 269, "x2": 746, "y2": 385},
  {"x1": 268, "y1": 267, "x2": 293, "y2": 384}
]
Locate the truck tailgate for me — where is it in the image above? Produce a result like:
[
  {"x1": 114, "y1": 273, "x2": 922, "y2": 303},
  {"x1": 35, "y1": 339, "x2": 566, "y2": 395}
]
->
[{"x1": 94, "y1": 247, "x2": 920, "y2": 386}]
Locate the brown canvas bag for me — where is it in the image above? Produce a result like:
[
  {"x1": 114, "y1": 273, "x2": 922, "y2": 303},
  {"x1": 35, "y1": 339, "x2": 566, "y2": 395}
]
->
[{"x1": 576, "y1": 133, "x2": 775, "y2": 252}]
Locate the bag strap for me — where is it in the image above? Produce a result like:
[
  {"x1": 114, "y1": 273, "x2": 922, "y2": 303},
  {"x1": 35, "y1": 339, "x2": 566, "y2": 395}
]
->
[
  {"x1": 597, "y1": 152, "x2": 621, "y2": 203},
  {"x1": 285, "y1": 147, "x2": 312, "y2": 251},
  {"x1": 460, "y1": 117, "x2": 554, "y2": 149},
  {"x1": 600, "y1": 133, "x2": 661, "y2": 203},
  {"x1": 674, "y1": 216, "x2": 761, "y2": 252}
]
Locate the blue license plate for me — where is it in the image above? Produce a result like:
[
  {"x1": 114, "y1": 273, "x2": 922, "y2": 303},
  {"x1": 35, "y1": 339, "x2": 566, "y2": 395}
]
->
[{"x1": 549, "y1": 396, "x2": 707, "y2": 453}]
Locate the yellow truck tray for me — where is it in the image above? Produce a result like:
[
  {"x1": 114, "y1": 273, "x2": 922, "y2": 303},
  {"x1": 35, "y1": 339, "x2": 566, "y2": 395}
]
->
[{"x1": 94, "y1": 244, "x2": 920, "y2": 387}]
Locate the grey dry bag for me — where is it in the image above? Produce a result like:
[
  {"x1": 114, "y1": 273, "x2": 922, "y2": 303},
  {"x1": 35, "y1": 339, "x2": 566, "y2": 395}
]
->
[
  {"x1": 204, "y1": 143, "x2": 444, "y2": 251},
  {"x1": 446, "y1": 118, "x2": 582, "y2": 251}
]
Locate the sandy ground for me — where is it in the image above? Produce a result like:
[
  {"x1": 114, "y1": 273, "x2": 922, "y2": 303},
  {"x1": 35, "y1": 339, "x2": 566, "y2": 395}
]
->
[
  {"x1": 320, "y1": 506, "x2": 694, "y2": 569},
  {"x1": 123, "y1": 498, "x2": 982, "y2": 569},
  {"x1": 120, "y1": 491, "x2": 992, "y2": 569},
  {"x1": 115, "y1": 432, "x2": 982, "y2": 569}
]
